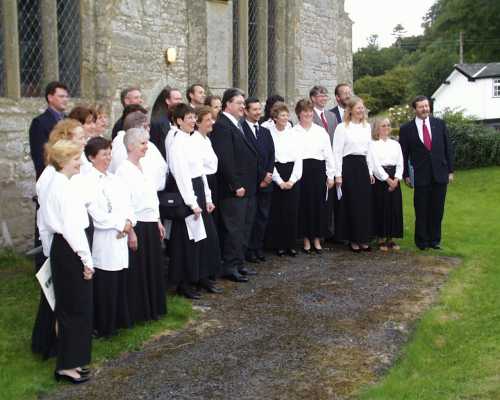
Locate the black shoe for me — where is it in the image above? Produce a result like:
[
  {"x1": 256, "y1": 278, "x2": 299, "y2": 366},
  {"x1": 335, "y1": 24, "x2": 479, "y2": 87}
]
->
[
  {"x1": 239, "y1": 267, "x2": 257, "y2": 276},
  {"x1": 430, "y1": 244, "x2": 442, "y2": 250},
  {"x1": 277, "y1": 249, "x2": 286, "y2": 257},
  {"x1": 204, "y1": 284, "x2": 223, "y2": 294},
  {"x1": 78, "y1": 367, "x2": 90, "y2": 376},
  {"x1": 313, "y1": 247, "x2": 323, "y2": 254},
  {"x1": 417, "y1": 245, "x2": 428, "y2": 250},
  {"x1": 287, "y1": 249, "x2": 297, "y2": 257},
  {"x1": 245, "y1": 252, "x2": 259, "y2": 263},
  {"x1": 349, "y1": 244, "x2": 361, "y2": 253},
  {"x1": 177, "y1": 287, "x2": 201, "y2": 300},
  {"x1": 255, "y1": 250, "x2": 266, "y2": 262},
  {"x1": 302, "y1": 248, "x2": 312, "y2": 255},
  {"x1": 54, "y1": 371, "x2": 90, "y2": 384},
  {"x1": 361, "y1": 245, "x2": 372, "y2": 252},
  {"x1": 224, "y1": 272, "x2": 249, "y2": 282}
]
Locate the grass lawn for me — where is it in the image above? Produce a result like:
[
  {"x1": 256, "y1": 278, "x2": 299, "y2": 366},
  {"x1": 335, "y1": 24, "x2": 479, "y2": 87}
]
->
[
  {"x1": 0, "y1": 251, "x2": 193, "y2": 400},
  {"x1": 360, "y1": 166, "x2": 500, "y2": 399}
]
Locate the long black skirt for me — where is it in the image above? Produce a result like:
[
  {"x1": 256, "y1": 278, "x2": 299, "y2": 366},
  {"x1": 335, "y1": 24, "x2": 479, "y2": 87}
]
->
[
  {"x1": 335, "y1": 155, "x2": 373, "y2": 243},
  {"x1": 128, "y1": 221, "x2": 167, "y2": 324},
  {"x1": 266, "y1": 162, "x2": 301, "y2": 250},
  {"x1": 298, "y1": 159, "x2": 328, "y2": 239},
  {"x1": 93, "y1": 268, "x2": 131, "y2": 337},
  {"x1": 51, "y1": 233, "x2": 93, "y2": 370},
  {"x1": 372, "y1": 165, "x2": 403, "y2": 238}
]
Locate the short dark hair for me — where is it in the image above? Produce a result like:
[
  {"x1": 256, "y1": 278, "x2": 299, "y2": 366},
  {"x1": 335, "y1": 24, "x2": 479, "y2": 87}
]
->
[
  {"x1": 151, "y1": 86, "x2": 180, "y2": 122},
  {"x1": 334, "y1": 83, "x2": 350, "y2": 97},
  {"x1": 204, "y1": 95, "x2": 221, "y2": 107},
  {"x1": 295, "y1": 99, "x2": 314, "y2": 117},
  {"x1": 120, "y1": 86, "x2": 141, "y2": 107},
  {"x1": 186, "y1": 83, "x2": 203, "y2": 103},
  {"x1": 245, "y1": 96, "x2": 260, "y2": 109},
  {"x1": 411, "y1": 95, "x2": 430, "y2": 109},
  {"x1": 45, "y1": 81, "x2": 69, "y2": 102},
  {"x1": 122, "y1": 104, "x2": 147, "y2": 120},
  {"x1": 221, "y1": 88, "x2": 245, "y2": 111},
  {"x1": 85, "y1": 136, "x2": 111, "y2": 160},
  {"x1": 68, "y1": 106, "x2": 96, "y2": 124},
  {"x1": 263, "y1": 94, "x2": 285, "y2": 121},
  {"x1": 309, "y1": 85, "x2": 328, "y2": 98},
  {"x1": 171, "y1": 103, "x2": 195, "y2": 126}
]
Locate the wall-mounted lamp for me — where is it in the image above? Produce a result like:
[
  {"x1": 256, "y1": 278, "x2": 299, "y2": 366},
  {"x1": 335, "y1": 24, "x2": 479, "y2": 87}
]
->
[{"x1": 165, "y1": 47, "x2": 177, "y2": 65}]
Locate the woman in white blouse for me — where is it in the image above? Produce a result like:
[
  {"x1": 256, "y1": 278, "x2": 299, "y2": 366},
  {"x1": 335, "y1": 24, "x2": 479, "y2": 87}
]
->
[
  {"x1": 115, "y1": 128, "x2": 167, "y2": 323},
  {"x1": 333, "y1": 96, "x2": 375, "y2": 252},
  {"x1": 265, "y1": 102, "x2": 303, "y2": 256},
  {"x1": 293, "y1": 99, "x2": 335, "y2": 254},
  {"x1": 38, "y1": 140, "x2": 94, "y2": 384},
  {"x1": 371, "y1": 118, "x2": 404, "y2": 251},
  {"x1": 166, "y1": 104, "x2": 221, "y2": 299},
  {"x1": 84, "y1": 137, "x2": 136, "y2": 337}
]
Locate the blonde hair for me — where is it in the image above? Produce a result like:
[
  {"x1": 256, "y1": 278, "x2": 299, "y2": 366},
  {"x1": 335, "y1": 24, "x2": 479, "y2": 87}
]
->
[
  {"x1": 47, "y1": 119, "x2": 82, "y2": 145},
  {"x1": 45, "y1": 140, "x2": 82, "y2": 171},
  {"x1": 372, "y1": 117, "x2": 391, "y2": 140},
  {"x1": 343, "y1": 96, "x2": 368, "y2": 127}
]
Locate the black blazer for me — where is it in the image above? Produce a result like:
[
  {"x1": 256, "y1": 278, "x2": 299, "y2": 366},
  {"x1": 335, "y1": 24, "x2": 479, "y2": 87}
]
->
[
  {"x1": 111, "y1": 117, "x2": 124, "y2": 140},
  {"x1": 399, "y1": 117, "x2": 454, "y2": 186},
  {"x1": 149, "y1": 115, "x2": 171, "y2": 161},
  {"x1": 329, "y1": 106, "x2": 342, "y2": 124},
  {"x1": 241, "y1": 121, "x2": 275, "y2": 193},
  {"x1": 210, "y1": 113, "x2": 258, "y2": 199},
  {"x1": 29, "y1": 109, "x2": 59, "y2": 179}
]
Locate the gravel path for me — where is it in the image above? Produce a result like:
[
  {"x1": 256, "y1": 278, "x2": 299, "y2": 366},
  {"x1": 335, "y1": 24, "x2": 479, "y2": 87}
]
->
[{"x1": 48, "y1": 246, "x2": 457, "y2": 400}]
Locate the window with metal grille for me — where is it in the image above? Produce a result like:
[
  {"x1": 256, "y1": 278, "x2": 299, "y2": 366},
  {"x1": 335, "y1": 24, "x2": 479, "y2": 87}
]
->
[
  {"x1": 0, "y1": 3, "x2": 5, "y2": 97},
  {"x1": 248, "y1": 0, "x2": 258, "y2": 97},
  {"x1": 233, "y1": 0, "x2": 240, "y2": 88},
  {"x1": 57, "y1": 0, "x2": 81, "y2": 97},
  {"x1": 493, "y1": 79, "x2": 500, "y2": 98},
  {"x1": 18, "y1": 0, "x2": 43, "y2": 97},
  {"x1": 267, "y1": 0, "x2": 276, "y2": 97}
]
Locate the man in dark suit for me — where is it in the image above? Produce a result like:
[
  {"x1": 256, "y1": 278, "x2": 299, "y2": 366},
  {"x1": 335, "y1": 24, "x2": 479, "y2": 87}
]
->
[
  {"x1": 329, "y1": 83, "x2": 352, "y2": 124},
  {"x1": 29, "y1": 81, "x2": 69, "y2": 180},
  {"x1": 111, "y1": 86, "x2": 144, "y2": 139},
  {"x1": 399, "y1": 95, "x2": 454, "y2": 250},
  {"x1": 210, "y1": 88, "x2": 259, "y2": 282},
  {"x1": 310, "y1": 85, "x2": 338, "y2": 240},
  {"x1": 241, "y1": 97, "x2": 275, "y2": 263}
]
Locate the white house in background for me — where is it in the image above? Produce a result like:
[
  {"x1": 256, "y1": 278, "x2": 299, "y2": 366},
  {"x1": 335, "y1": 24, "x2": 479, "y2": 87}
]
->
[{"x1": 432, "y1": 63, "x2": 500, "y2": 129}]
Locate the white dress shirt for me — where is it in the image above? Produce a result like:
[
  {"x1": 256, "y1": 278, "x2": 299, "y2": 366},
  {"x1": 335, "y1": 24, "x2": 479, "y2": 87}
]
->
[
  {"x1": 415, "y1": 116, "x2": 432, "y2": 144},
  {"x1": 333, "y1": 121, "x2": 374, "y2": 177},
  {"x1": 85, "y1": 167, "x2": 137, "y2": 271},
  {"x1": 370, "y1": 139, "x2": 404, "y2": 181},
  {"x1": 109, "y1": 130, "x2": 168, "y2": 191},
  {"x1": 292, "y1": 123, "x2": 335, "y2": 179},
  {"x1": 245, "y1": 120, "x2": 259, "y2": 138},
  {"x1": 37, "y1": 171, "x2": 93, "y2": 269},
  {"x1": 338, "y1": 106, "x2": 345, "y2": 122},
  {"x1": 268, "y1": 124, "x2": 303, "y2": 184},
  {"x1": 191, "y1": 131, "x2": 218, "y2": 175},
  {"x1": 115, "y1": 160, "x2": 160, "y2": 222},
  {"x1": 222, "y1": 111, "x2": 241, "y2": 130}
]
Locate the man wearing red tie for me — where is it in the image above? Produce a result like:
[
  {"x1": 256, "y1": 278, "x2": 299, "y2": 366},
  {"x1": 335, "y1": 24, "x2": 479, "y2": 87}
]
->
[{"x1": 399, "y1": 96, "x2": 454, "y2": 250}]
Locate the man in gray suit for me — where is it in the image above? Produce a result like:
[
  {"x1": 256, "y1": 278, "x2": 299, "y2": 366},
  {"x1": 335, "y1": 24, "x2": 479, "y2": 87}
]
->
[
  {"x1": 309, "y1": 85, "x2": 338, "y2": 240},
  {"x1": 310, "y1": 85, "x2": 338, "y2": 145}
]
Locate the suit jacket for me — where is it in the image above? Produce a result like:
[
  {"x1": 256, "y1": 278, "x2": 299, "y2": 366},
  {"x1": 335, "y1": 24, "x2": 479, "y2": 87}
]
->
[
  {"x1": 111, "y1": 117, "x2": 124, "y2": 140},
  {"x1": 329, "y1": 106, "x2": 342, "y2": 124},
  {"x1": 149, "y1": 115, "x2": 171, "y2": 160},
  {"x1": 313, "y1": 109, "x2": 338, "y2": 145},
  {"x1": 399, "y1": 117, "x2": 454, "y2": 186},
  {"x1": 241, "y1": 121, "x2": 275, "y2": 193},
  {"x1": 29, "y1": 109, "x2": 60, "y2": 179},
  {"x1": 210, "y1": 113, "x2": 259, "y2": 199}
]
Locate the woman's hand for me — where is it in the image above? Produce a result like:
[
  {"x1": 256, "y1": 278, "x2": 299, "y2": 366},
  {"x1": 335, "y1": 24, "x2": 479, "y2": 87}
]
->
[
  {"x1": 128, "y1": 228, "x2": 138, "y2": 251},
  {"x1": 117, "y1": 220, "x2": 132, "y2": 239},
  {"x1": 370, "y1": 175, "x2": 375, "y2": 185},
  {"x1": 207, "y1": 202, "x2": 215, "y2": 213},
  {"x1": 192, "y1": 206, "x2": 203, "y2": 220},
  {"x1": 285, "y1": 181, "x2": 294, "y2": 190},
  {"x1": 335, "y1": 176, "x2": 343, "y2": 187},
  {"x1": 83, "y1": 266, "x2": 94, "y2": 280},
  {"x1": 279, "y1": 182, "x2": 287, "y2": 190},
  {"x1": 326, "y1": 178, "x2": 335, "y2": 189},
  {"x1": 158, "y1": 221, "x2": 166, "y2": 240}
]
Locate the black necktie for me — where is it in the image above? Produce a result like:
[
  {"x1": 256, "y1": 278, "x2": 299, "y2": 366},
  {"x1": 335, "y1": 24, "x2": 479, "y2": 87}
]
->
[{"x1": 254, "y1": 124, "x2": 259, "y2": 139}]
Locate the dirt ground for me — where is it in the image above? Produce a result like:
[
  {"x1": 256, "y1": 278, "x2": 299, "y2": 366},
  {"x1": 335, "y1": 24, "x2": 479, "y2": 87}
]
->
[{"x1": 47, "y1": 245, "x2": 458, "y2": 400}]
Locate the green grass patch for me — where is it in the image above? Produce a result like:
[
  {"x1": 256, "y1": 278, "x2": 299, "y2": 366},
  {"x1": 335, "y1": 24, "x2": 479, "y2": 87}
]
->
[
  {"x1": 360, "y1": 166, "x2": 500, "y2": 399},
  {"x1": 0, "y1": 251, "x2": 193, "y2": 400}
]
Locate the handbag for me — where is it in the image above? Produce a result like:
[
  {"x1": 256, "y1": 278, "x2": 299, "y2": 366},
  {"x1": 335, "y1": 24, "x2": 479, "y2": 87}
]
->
[{"x1": 158, "y1": 174, "x2": 193, "y2": 221}]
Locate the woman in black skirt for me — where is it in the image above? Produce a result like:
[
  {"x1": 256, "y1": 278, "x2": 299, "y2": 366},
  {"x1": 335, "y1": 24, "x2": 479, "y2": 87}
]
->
[
  {"x1": 333, "y1": 96, "x2": 375, "y2": 252},
  {"x1": 165, "y1": 104, "x2": 221, "y2": 299},
  {"x1": 115, "y1": 128, "x2": 167, "y2": 323},
  {"x1": 84, "y1": 137, "x2": 136, "y2": 337},
  {"x1": 265, "y1": 102, "x2": 303, "y2": 256},
  {"x1": 38, "y1": 139, "x2": 94, "y2": 383},
  {"x1": 371, "y1": 117, "x2": 404, "y2": 250},
  {"x1": 293, "y1": 99, "x2": 335, "y2": 254}
]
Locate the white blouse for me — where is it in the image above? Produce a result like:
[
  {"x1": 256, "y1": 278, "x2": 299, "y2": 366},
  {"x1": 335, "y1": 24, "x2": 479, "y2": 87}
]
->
[
  {"x1": 370, "y1": 139, "x2": 404, "y2": 181},
  {"x1": 333, "y1": 121, "x2": 374, "y2": 177},
  {"x1": 292, "y1": 123, "x2": 335, "y2": 179},
  {"x1": 37, "y1": 171, "x2": 93, "y2": 269},
  {"x1": 191, "y1": 131, "x2": 218, "y2": 175},
  {"x1": 85, "y1": 167, "x2": 136, "y2": 271},
  {"x1": 115, "y1": 159, "x2": 160, "y2": 222},
  {"x1": 261, "y1": 119, "x2": 292, "y2": 130},
  {"x1": 168, "y1": 129, "x2": 212, "y2": 208},
  {"x1": 269, "y1": 124, "x2": 303, "y2": 184},
  {"x1": 109, "y1": 130, "x2": 168, "y2": 191}
]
